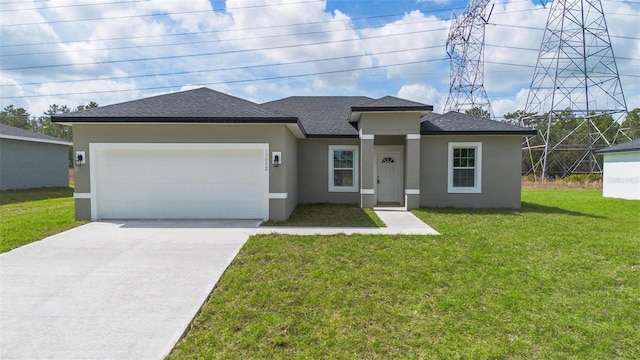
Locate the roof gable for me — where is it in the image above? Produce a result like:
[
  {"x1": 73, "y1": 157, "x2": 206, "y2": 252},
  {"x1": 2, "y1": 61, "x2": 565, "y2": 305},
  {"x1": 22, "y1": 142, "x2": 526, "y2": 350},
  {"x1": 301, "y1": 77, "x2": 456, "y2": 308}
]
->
[
  {"x1": 0, "y1": 123, "x2": 71, "y2": 145},
  {"x1": 421, "y1": 111, "x2": 536, "y2": 135},
  {"x1": 52, "y1": 87, "x2": 296, "y2": 123}
]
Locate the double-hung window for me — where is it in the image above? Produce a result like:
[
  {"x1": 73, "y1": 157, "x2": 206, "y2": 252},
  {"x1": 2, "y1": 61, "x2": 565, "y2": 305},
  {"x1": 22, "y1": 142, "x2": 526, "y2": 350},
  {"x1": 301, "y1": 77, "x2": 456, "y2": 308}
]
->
[
  {"x1": 328, "y1": 145, "x2": 359, "y2": 192},
  {"x1": 448, "y1": 142, "x2": 482, "y2": 193}
]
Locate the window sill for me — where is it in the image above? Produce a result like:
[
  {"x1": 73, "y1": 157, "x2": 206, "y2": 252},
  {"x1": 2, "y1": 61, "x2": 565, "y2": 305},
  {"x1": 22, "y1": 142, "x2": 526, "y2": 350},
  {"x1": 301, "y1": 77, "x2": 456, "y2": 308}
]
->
[
  {"x1": 448, "y1": 187, "x2": 481, "y2": 194},
  {"x1": 329, "y1": 187, "x2": 359, "y2": 193}
]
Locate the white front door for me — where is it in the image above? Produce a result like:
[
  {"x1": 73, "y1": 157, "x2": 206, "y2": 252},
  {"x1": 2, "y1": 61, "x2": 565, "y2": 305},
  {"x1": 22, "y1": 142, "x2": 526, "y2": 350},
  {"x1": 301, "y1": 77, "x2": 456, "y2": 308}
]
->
[{"x1": 376, "y1": 150, "x2": 403, "y2": 204}]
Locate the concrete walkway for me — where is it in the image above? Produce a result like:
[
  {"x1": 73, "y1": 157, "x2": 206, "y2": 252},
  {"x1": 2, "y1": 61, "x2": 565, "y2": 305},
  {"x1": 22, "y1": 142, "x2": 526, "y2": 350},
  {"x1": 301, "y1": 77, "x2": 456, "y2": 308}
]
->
[
  {"x1": 0, "y1": 212, "x2": 437, "y2": 360},
  {"x1": 258, "y1": 209, "x2": 440, "y2": 235}
]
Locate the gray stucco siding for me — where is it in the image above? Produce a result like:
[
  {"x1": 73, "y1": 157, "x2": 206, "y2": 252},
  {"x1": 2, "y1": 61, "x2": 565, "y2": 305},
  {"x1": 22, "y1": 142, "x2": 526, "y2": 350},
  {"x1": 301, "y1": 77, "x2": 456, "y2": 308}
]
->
[
  {"x1": 72, "y1": 123, "x2": 297, "y2": 221},
  {"x1": 358, "y1": 113, "x2": 421, "y2": 136},
  {"x1": 284, "y1": 126, "x2": 298, "y2": 218},
  {"x1": 420, "y1": 135, "x2": 523, "y2": 208},
  {"x1": 374, "y1": 135, "x2": 405, "y2": 146},
  {"x1": 0, "y1": 138, "x2": 70, "y2": 190},
  {"x1": 297, "y1": 138, "x2": 360, "y2": 204}
]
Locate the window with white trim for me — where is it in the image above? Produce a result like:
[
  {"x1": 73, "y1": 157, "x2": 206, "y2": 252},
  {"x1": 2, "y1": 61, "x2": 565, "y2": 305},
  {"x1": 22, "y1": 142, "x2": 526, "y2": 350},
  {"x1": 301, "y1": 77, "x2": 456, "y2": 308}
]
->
[
  {"x1": 448, "y1": 142, "x2": 482, "y2": 193},
  {"x1": 328, "y1": 145, "x2": 359, "y2": 192}
]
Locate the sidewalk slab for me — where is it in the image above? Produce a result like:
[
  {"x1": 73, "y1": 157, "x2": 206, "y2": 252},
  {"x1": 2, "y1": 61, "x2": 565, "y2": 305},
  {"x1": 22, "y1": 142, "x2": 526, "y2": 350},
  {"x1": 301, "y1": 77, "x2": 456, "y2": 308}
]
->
[{"x1": 259, "y1": 210, "x2": 439, "y2": 236}]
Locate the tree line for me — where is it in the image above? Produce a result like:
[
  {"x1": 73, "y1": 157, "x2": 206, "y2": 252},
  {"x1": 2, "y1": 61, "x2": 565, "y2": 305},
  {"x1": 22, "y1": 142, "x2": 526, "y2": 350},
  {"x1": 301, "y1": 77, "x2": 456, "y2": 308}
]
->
[{"x1": 0, "y1": 102, "x2": 98, "y2": 142}]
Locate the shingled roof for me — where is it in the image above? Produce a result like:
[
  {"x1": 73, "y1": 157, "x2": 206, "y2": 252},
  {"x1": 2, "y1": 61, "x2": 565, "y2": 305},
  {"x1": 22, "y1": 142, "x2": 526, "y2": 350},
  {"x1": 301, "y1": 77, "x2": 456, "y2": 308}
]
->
[
  {"x1": 0, "y1": 123, "x2": 71, "y2": 145},
  {"x1": 52, "y1": 87, "x2": 297, "y2": 124},
  {"x1": 351, "y1": 96, "x2": 433, "y2": 112},
  {"x1": 51, "y1": 88, "x2": 534, "y2": 137},
  {"x1": 421, "y1": 111, "x2": 536, "y2": 135},
  {"x1": 595, "y1": 138, "x2": 640, "y2": 154},
  {"x1": 262, "y1": 96, "x2": 373, "y2": 137}
]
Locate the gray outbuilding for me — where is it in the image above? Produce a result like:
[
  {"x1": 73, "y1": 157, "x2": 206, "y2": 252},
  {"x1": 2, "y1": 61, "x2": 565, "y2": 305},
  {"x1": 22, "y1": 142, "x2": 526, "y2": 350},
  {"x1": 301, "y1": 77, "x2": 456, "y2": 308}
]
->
[{"x1": 0, "y1": 124, "x2": 72, "y2": 190}]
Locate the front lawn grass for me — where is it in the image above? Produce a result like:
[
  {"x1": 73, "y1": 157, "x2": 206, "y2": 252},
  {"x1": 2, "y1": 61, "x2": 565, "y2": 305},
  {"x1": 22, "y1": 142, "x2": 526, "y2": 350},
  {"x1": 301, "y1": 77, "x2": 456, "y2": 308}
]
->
[
  {"x1": 169, "y1": 189, "x2": 640, "y2": 359},
  {"x1": 0, "y1": 187, "x2": 86, "y2": 253},
  {"x1": 262, "y1": 203, "x2": 385, "y2": 227}
]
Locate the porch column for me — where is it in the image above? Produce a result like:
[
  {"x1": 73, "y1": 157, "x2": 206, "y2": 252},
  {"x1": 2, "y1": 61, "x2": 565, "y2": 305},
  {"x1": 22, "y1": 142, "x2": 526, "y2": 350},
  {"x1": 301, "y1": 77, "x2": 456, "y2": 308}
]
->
[
  {"x1": 405, "y1": 134, "x2": 421, "y2": 209},
  {"x1": 360, "y1": 133, "x2": 375, "y2": 208}
]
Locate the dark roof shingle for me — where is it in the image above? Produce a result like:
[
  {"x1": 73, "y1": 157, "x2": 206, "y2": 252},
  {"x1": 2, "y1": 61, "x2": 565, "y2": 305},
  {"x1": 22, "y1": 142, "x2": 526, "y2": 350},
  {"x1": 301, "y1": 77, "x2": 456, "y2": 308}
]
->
[
  {"x1": 0, "y1": 123, "x2": 71, "y2": 144},
  {"x1": 421, "y1": 111, "x2": 536, "y2": 135},
  {"x1": 595, "y1": 138, "x2": 640, "y2": 154},
  {"x1": 351, "y1": 96, "x2": 433, "y2": 112},
  {"x1": 49, "y1": 88, "x2": 535, "y2": 137},
  {"x1": 52, "y1": 87, "x2": 296, "y2": 123},
  {"x1": 262, "y1": 96, "x2": 373, "y2": 137}
]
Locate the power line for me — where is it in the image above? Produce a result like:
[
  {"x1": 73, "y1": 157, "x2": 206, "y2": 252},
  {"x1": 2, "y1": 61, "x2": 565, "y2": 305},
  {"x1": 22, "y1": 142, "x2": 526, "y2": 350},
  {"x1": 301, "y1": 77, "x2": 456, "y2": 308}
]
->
[
  {"x1": 1, "y1": 28, "x2": 444, "y2": 71},
  {"x1": 0, "y1": 1, "x2": 545, "y2": 45},
  {"x1": 0, "y1": 0, "x2": 327, "y2": 26},
  {"x1": 0, "y1": 0, "x2": 43, "y2": 4},
  {"x1": 1, "y1": 19, "x2": 448, "y2": 58},
  {"x1": 0, "y1": 0, "x2": 151, "y2": 12},
  {"x1": 1, "y1": 45, "x2": 445, "y2": 87},
  {"x1": 2, "y1": 40, "x2": 636, "y2": 88},
  {"x1": 488, "y1": 22, "x2": 640, "y2": 40},
  {"x1": 0, "y1": 58, "x2": 449, "y2": 100},
  {"x1": 3, "y1": 20, "x2": 633, "y2": 58},
  {"x1": 6, "y1": 51, "x2": 632, "y2": 95},
  {"x1": 0, "y1": 9, "x2": 461, "y2": 48},
  {"x1": 0, "y1": 21, "x2": 640, "y2": 60}
]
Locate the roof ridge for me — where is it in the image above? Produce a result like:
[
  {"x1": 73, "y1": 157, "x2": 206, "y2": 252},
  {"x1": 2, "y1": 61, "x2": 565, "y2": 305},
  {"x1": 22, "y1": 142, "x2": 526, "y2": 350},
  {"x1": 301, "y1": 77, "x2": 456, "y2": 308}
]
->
[{"x1": 351, "y1": 95, "x2": 431, "y2": 109}]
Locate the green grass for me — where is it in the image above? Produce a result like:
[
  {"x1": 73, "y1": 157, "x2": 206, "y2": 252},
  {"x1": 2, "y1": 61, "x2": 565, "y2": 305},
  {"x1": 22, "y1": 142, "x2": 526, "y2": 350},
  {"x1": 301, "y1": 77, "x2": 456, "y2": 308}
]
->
[
  {"x1": 0, "y1": 187, "x2": 87, "y2": 253},
  {"x1": 169, "y1": 189, "x2": 640, "y2": 359},
  {"x1": 262, "y1": 203, "x2": 385, "y2": 227}
]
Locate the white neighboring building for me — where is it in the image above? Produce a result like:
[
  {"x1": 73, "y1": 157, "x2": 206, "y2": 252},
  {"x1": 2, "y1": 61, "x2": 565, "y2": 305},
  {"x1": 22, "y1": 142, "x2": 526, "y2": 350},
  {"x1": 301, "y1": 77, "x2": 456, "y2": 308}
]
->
[{"x1": 596, "y1": 139, "x2": 640, "y2": 200}]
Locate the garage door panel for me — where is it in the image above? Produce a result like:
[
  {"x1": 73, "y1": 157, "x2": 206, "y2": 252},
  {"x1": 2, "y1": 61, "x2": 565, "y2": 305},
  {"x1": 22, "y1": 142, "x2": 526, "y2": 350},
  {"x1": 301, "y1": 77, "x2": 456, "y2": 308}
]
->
[{"x1": 94, "y1": 145, "x2": 268, "y2": 220}]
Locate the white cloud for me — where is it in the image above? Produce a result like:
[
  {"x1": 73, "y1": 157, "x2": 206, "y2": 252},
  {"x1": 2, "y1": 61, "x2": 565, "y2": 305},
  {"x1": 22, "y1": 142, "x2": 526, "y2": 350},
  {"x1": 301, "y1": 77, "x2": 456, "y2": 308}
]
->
[
  {"x1": 137, "y1": 0, "x2": 227, "y2": 32},
  {"x1": 491, "y1": 88, "x2": 531, "y2": 119},
  {"x1": 417, "y1": 0, "x2": 451, "y2": 4},
  {"x1": 26, "y1": 79, "x2": 138, "y2": 116},
  {"x1": 221, "y1": 0, "x2": 371, "y2": 89},
  {"x1": 244, "y1": 84, "x2": 258, "y2": 96},
  {"x1": 361, "y1": 10, "x2": 449, "y2": 81},
  {"x1": 179, "y1": 84, "x2": 203, "y2": 92},
  {"x1": 397, "y1": 83, "x2": 445, "y2": 112}
]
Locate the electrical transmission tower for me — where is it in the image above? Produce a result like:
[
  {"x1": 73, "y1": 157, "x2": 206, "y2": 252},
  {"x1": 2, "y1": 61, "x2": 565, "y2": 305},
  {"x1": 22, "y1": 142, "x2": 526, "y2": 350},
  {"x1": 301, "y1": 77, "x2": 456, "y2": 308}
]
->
[
  {"x1": 444, "y1": 0, "x2": 494, "y2": 118},
  {"x1": 521, "y1": 0, "x2": 630, "y2": 180}
]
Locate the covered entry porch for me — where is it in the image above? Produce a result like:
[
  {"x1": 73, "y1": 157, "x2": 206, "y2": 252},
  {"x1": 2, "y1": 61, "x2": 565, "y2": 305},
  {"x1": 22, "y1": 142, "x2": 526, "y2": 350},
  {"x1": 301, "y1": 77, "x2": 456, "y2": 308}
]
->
[{"x1": 359, "y1": 133, "x2": 422, "y2": 210}]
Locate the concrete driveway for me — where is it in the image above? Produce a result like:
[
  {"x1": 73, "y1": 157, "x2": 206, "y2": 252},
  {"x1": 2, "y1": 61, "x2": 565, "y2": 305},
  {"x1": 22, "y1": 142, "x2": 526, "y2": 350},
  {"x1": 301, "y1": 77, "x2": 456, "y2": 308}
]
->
[{"x1": 0, "y1": 220, "x2": 259, "y2": 360}]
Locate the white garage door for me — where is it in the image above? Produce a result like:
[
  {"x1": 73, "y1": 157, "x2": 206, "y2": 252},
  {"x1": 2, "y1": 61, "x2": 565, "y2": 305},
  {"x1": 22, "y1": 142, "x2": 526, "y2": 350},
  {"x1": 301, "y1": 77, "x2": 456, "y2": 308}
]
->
[{"x1": 92, "y1": 143, "x2": 269, "y2": 220}]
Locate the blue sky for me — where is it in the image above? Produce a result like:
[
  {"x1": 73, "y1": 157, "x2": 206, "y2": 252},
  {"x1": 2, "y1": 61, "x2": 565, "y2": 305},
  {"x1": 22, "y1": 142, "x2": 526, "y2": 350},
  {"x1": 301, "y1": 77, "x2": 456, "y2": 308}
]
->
[{"x1": 1, "y1": 0, "x2": 638, "y2": 118}]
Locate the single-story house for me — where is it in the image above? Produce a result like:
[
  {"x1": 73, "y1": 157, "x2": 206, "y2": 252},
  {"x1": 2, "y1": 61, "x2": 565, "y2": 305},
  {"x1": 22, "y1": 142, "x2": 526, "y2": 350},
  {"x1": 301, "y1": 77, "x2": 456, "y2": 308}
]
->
[
  {"x1": 595, "y1": 138, "x2": 640, "y2": 200},
  {"x1": 52, "y1": 87, "x2": 535, "y2": 221},
  {"x1": 0, "y1": 123, "x2": 72, "y2": 190}
]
